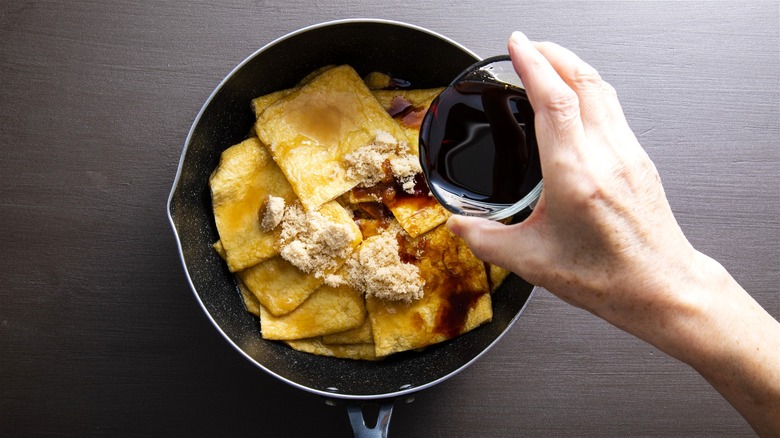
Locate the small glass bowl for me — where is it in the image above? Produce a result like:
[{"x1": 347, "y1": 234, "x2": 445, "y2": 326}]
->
[{"x1": 419, "y1": 55, "x2": 543, "y2": 221}]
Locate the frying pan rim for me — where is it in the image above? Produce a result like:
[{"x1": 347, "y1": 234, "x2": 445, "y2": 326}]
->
[{"x1": 166, "y1": 17, "x2": 536, "y2": 400}]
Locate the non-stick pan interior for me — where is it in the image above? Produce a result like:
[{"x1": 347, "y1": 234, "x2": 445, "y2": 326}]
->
[{"x1": 168, "y1": 19, "x2": 535, "y2": 399}]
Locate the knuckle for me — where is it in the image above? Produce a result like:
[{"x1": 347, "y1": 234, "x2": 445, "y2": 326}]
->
[
  {"x1": 579, "y1": 180, "x2": 608, "y2": 209},
  {"x1": 570, "y1": 65, "x2": 620, "y2": 102},
  {"x1": 544, "y1": 87, "x2": 581, "y2": 123},
  {"x1": 569, "y1": 64, "x2": 603, "y2": 90},
  {"x1": 600, "y1": 80, "x2": 618, "y2": 99}
]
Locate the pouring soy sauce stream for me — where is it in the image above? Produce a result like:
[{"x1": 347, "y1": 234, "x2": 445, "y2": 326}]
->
[{"x1": 419, "y1": 55, "x2": 543, "y2": 220}]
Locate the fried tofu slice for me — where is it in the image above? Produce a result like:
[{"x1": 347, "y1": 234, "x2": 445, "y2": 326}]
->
[
  {"x1": 258, "y1": 282, "x2": 366, "y2": 340},
  {"x1": 209, "y1": 137, "x2": 296, "y2": 272},
  {"x1": 251, "y1": 89, "x2": 295, "y2": 119},
  {"x1": 348, "y1": 179, "x2": 450, "y2": 238},
  {"x1": 254, "y1": 65, "x2": 409, "y2": 211},
  {"x1": 372, "y1": 88, "x2": 443, "y2": 109},
  {"x1": 322, "y1": 318, "x2": 374, "y2": 344},
  {"x1": 363, "y1": 71, "x2": 393, "y2": 90},
  {"x1": 237, "y1": 255, "x2": 325, "y2": 317},
  {"x1": 238, "y1": 280, "x2": 262, "y2": 317},
  {"x1": 372, "y1": 88, "x2": 444, "y2": 152},
  {"x1": 250, "y1": 66, "x2": 336, "y2": 119},
  {"x1": 285, "y1": 338, "x2": 381, "y2": 361},
  {"x1": 238, "y1": 200, "x2": 361, "y2": 316},
  {"x1": 488, "y1": 264, "x2": 512, "y2": 292},
  {"x1": 297, "y1": 65, "x2": 336, "y2": 86},
  {"x1": 387, "y1": 192, "x2": 450, "y2": 238},
  {"x1": 367, "y1": 225, "x2": 492, "y2": 357},
  {"x1": 213, "y1": 239, "x2": 227, "y2": 260}
]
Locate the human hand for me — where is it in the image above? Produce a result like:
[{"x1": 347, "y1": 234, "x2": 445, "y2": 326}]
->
[
  {"x1": 447, "y1": 32, "x2": 780, "y2": 436},
  {"x1": 448, "y1": 31, "x2": 696, "y2": 328}
]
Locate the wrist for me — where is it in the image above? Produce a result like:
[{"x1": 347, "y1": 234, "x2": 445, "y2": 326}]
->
[
  {"x1": 640, "y1": 251, "x2": 732, "y2": 363},
  {"x1": 626, "y1": 251, "x2": 780, "y2": 435}
]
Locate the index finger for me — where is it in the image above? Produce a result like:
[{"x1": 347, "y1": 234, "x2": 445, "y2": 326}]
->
[
  {"x1": 508, "y1": 31, "x2": 587, "y2": 157},
  {"x1": 533, "y1": 41, "x2": 626, "y2": 129}
]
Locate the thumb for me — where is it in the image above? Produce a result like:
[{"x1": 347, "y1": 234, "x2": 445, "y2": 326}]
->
[{"x1": 447, "y1": 215, "x2": 533, "y2": 274}]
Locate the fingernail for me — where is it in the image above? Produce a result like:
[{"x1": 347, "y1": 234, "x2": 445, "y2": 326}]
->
[
  {"x1": 510, "y1": 31, "x2": 530, "y2": 46},
  {"x1": 446, "y1": 215, "x2": 464, "y2": 236}
]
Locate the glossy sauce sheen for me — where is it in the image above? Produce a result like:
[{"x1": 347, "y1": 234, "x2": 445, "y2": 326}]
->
[
  {"x1": 352, "y1": 172, "x2": 437, "y2": 215},
  {"x1": 397, "y1": 232, "x2": 488, "y2": 338},
  {"x1": 436, "y1": 287, "x2": 484, "y2": 338},
  {"x1": 420, "y1": 81, "x2": 541, "y2": 205}
]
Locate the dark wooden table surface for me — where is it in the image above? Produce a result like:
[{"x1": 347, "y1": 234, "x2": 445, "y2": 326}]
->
[{"x1": 2, "y1": 1, "x2": 777, "y2": 436}]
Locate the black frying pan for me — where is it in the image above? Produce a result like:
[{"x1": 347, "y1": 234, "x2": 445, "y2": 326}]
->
[{"x1": 167, "y1": 19, "x2": 535, "y2": 437}]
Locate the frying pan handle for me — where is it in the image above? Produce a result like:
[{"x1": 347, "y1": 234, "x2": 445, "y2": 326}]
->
[{"x1": 346, "y1": 400, "x2": 394, "y2": 438}]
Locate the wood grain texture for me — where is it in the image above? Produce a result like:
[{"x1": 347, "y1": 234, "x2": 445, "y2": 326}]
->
[{"x1": 1, "y1": 0, "x2": 777, "y2": 436}]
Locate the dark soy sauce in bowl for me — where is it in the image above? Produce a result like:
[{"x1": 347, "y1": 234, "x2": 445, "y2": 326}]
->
[{"x1": 419, "y1": 55, "x2": 542, "y2": 220}]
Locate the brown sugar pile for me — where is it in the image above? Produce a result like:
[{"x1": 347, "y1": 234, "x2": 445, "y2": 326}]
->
[
  {"x1": 344, "y1": 226, "x2": 424, "y2": 302},
  {"x1": 260, "y1": 195, "x2": 286, "y2": 232},
  {"x1": 344, "y1": 130, "x2": 421, "y2": 193},
  {"x1": 279, "y1": 204, "x2": 357, "y2": 278}
]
